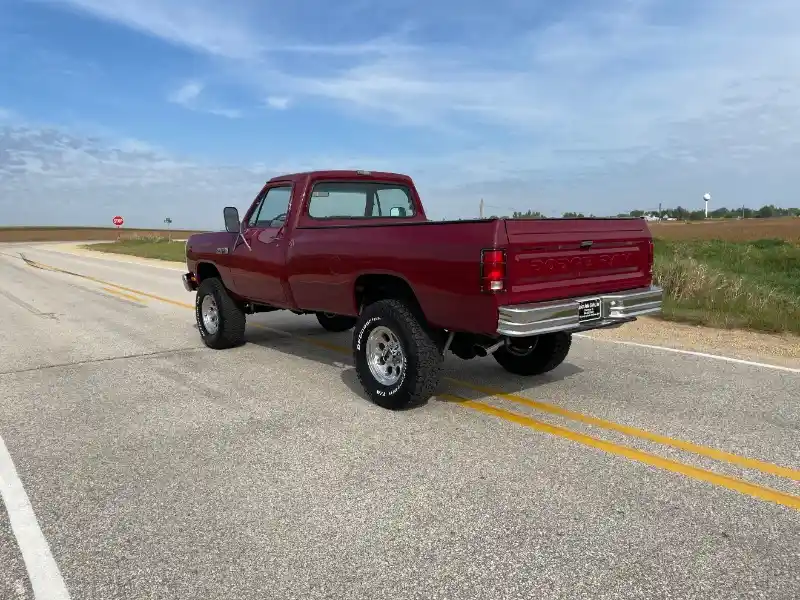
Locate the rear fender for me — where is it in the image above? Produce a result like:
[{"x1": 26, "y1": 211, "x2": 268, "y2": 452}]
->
[{"x1": 353, "y1": 272, "x2": 429, "y2": 322}]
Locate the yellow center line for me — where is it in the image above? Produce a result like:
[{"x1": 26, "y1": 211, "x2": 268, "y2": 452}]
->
[
  {"x1": 444, "y1": 378, "x2": 800, "y2": 482},
  {"x1": 22, "y1": 256, "x2": 800, "y2": 510},
  {"x1": 281, "y1": 332, "x2": 800, "y2": 483},
  {"x1": 101, "y1": 286, "x2": 146, "y2": 303},
  {"x1": 249, "y1": 327, "x2": 800, "y2": 489},
  {"x1": 438, "y1": 394, "x2": 800, "y2": 511},
  {"x1": 23, "y1": 257, "x2": 194, "y2": 309}
]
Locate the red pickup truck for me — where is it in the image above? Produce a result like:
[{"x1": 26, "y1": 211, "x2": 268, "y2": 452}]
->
[{"x1": 182, "y1": 169, "x2": 662, "y2": 409}]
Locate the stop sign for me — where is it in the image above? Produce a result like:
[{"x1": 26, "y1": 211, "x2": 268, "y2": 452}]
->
[{"x1": 112, "y1": 215, "x2": 124, "y2": 227}]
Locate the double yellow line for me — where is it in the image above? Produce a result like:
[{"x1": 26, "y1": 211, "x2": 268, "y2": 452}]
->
[
  {"x1": 21, "y1": 255, "x2": 800, "y2": 511},
  {"x1": 101, "y1": 286, "x2": 146, "y2": 304}
]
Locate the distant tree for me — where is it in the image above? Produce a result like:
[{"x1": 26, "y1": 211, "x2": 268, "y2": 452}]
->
[
  {"x1": 757, "y1": 205, "x2": 777, "y2": 218},
  {"x1": 709, "y1": 207, "x2": 732, "y2": 218},
  {"x1": 512, "y1": 209, "x2": 547, "y2": 219},
  {"x1": 506, "y1": 203, "x2": 799, "y2": 220}
]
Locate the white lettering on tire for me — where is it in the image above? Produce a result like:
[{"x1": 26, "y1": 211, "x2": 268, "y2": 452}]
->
[{"x1": 355, "y1": 317, "x2": 380, "y2": 351}]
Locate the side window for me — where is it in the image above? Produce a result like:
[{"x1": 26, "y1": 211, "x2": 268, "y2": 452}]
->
[
  {"x1": 307, "y1": 182, "x2": 415, "y2": 219},
  {"x1": 247, "y1": 186, "x2": 292, "y2": 228},
  {"x1": 375, "y1": 187, "x2": 413, "y2": 218}
]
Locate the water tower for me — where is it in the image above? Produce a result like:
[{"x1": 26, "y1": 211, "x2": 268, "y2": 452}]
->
[{"x1": 703, "y1": 193, "x2": 711, "y2": 218}]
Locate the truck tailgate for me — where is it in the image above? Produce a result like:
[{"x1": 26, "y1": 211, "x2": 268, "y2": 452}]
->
[{"x1": 503, "y1": 218, "x2": 653, "y2": 305}]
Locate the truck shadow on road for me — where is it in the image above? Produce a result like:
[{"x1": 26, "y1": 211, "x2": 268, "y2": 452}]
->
[{"x1": 243, "y1": 322, "x2": 584, "y2": 409}]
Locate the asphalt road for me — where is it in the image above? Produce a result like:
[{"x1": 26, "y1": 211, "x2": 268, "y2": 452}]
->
[{"x1": 1, "y1": 242, "x2": 798, "y2": 600}]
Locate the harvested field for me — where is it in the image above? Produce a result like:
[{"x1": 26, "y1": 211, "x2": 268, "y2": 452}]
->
[
  {"x1": 649, "y1": 217, "x2": 799, "y2": 242},
  {"x1": 0, "y1": 226, "x2": 207, "y2": 243}
]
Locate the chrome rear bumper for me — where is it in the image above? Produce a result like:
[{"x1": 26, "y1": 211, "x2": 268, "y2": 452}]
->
[{"x1": 497, "y1": 285, "x2": 663, "y2": 337}]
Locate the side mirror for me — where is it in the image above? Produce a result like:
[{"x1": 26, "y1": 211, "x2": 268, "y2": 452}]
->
[
  {"x1": 223, "y1": 206, "x2": 240, "y2": 233},
  {"x1": 389, "y1": 206, "x2": 406, "y2": 217}
]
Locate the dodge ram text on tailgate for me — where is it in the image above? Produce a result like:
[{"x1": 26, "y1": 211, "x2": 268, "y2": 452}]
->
[{"x1": 182, "y1": 170, "x2": 663, "y2": 409}]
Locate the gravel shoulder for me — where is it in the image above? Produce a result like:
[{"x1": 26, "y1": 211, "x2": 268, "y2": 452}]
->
[{"x1": 587, "y1": 316, "x2": 800, "y2": 369}]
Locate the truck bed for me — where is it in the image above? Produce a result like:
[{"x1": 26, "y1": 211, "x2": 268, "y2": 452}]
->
[{"x1": 285, "y1": 216, "x2": 654, "y2": 335}]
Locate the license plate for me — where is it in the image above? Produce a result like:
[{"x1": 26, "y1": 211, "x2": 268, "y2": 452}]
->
[{"x1": 578, "y1": 298, "x2": 602, "y2": 322}]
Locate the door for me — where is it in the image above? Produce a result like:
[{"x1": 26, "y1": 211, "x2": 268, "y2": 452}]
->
[{"x1": 230, "y1": 185, "x2": 293, "y2": 306}]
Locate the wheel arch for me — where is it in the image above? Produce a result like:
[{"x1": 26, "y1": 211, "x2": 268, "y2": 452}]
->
[
  {"x1": 195, "y1": 261, "x2": 239, "y2": 295},
  {"x1": 353, "y1": 272, "x2": 427, "y2": 323}
]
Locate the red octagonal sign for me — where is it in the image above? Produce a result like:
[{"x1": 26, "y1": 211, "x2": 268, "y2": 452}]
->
[{"x1": 112, "y1": 215, "x2": 124, "y2": 227}]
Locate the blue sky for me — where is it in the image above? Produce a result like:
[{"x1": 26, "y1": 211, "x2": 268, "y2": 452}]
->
[{"x1": 1, "y1": 0, "x2": 799, "y2": 228}]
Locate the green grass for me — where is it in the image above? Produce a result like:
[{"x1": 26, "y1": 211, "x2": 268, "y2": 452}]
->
[
  {"x1": 87, "y1": 236, "x2": 187, "y2": 262},
  {"x1": 653, "y1": 238, "x2": 800, "y2": 334}
]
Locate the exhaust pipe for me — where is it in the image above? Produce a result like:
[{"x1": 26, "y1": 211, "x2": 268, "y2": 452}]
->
[{"x1": 473, "y1": 340, "x2": 505, "y2": 357}]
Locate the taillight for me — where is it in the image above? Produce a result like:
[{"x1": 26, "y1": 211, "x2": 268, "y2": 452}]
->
[
  {"x1": 647, "y1": 239, "x2": 654, "y2": 276},
  {"x1": 480, "y1": 249, "x2": 506, "y2": 292}
]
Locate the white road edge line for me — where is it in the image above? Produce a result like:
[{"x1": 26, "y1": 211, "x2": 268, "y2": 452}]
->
[
  {"x1": 0, "y1": 436, "x2": 71, "y2": 600},
  {"x1": 574, "y1": 334, "x2": 800, "y2": 374}
]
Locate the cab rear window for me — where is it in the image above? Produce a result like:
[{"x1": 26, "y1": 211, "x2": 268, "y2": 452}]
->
[{"x1": 308, "y1": 181, "x2": 415, "y2": 219}]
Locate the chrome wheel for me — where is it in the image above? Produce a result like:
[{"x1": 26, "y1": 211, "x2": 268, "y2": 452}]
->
[
  {"x1": 366, "y1": 325, "x2": 406, "y2": 386},
  {"x1": 201, "y1": 294, "x2": 219, "y2": 335}
]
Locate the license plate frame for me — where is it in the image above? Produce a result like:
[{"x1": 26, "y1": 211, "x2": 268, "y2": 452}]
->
[{"x1": 578, "y1": 297, "x2": 602, "y2": 322}]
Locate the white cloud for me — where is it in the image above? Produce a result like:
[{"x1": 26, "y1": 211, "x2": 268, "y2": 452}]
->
[
  {"x1": 38, "y1": 0, "x2": 263, "y2": 60},
  {"x1": 206, "y1": 107, "x2": 242, "y2": 119},
  {"x1": 265, "y1": 96, "x2": 290, "y2": 110},
  {"x1": 167, "y1": 80, "x2": 203, "y2": 106},
  {"x1": 166, "y1": 80, "x2": 241, "y2": 118},
  {"x1": 44, "y1": 0, "x2": 800, "y2": 153},
  {"x1": 0, "y1": 123, "x2": 272, "y2": 227}
]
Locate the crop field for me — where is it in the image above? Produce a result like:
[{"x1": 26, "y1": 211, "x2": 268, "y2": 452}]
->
[
  {"x1": 649, "y1": 216, "x2": 800, "y2": 242},
  {"x1": 0, "y1": 226, "x2": 206, "y2": 243}
]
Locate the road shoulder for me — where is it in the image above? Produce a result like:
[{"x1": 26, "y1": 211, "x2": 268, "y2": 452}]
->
[{"x1": 587, "y1": 316, "x2": 800, "y2": 370}]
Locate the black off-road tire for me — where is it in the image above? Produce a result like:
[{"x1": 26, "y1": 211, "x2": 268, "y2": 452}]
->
[
  {"x1": 492, "y1": 332, "x2": 572, "y2": 376},
  {"x1": 195, "y1": 277, "x2": 246, "y2": 349},
  {"x1": 316, "y1": 312, "x2": 358, "y2": 332},
  {"x1": 353, "y1": 299, "x2": 443, "y2": 410}
]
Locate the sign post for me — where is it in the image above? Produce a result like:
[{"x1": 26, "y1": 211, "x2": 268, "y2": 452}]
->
[
  {"x1": 164, "y1": 217, "x2": 172, "y2": 242},
  {"x1": 112, "y1": 215, "x2": 124, "y2": 240}
]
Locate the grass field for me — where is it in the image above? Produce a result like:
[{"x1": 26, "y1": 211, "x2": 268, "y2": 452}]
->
[
  {"x1": 653, "y1": 238, "x2": 799, "y2": 334},
  {"x1": 87, "y1": 237, "x2": 188, "y2": 262},
  {"x1": 79, "y1": 218, "x2": 800, "y2": 336},
  {"x1": 647, "y1": 217, "x2": 799, "y2": 333},
  {"x1": 0, "y1": 226, "x2": 206, "y2": 243}
]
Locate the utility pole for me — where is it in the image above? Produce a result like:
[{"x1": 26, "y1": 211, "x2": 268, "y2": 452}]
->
[
  {"x1": 658, "y1": 202, "x2": 662, "y2": 221},
  {"x1": 479, "y1": 198, "x2": 484, "y2": 219}
]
